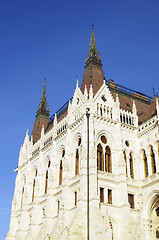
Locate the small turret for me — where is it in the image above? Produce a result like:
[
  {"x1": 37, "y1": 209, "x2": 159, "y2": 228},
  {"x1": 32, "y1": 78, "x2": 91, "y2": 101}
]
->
[{"x1": 31, "y1": 80, "x2": 50, "y2": 143}]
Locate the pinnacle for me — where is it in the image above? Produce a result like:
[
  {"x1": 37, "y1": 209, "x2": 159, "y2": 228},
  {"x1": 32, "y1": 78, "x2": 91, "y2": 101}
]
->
[
  {"x1": 36, "y1": 80, "x2": 49, "y2": 119},
  {"x1": 89, "y1": 25, "x2": 98, "y2": 57},
  {"x1": 85, "y1": 26, "x2": 102, "y2": 70}
]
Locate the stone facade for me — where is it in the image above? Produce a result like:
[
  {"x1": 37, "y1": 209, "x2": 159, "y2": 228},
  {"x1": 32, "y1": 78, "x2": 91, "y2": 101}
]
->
[{"x1": 7, "y1": 28, "x2": 159, "y2": 240}]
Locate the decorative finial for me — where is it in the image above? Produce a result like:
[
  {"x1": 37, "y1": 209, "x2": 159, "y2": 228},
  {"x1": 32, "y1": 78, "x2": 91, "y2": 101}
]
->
[
  {"x1": 92, "y1": 24, "x2": 94, "y2": 31},
  {"x1": 44, "y1": 78, "x2": 46, "y2": 84}
]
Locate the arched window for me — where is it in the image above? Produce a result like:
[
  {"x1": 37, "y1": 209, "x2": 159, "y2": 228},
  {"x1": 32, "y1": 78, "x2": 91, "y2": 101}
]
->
[
  {"x1": 75, "y1": 137, "x2": 82, "y2": 175},
  {"x1": 105, "y1": 146, "x2": 112, "y2": 173},
  {"x1": 150, "y1": 146, "x2": 156, "y2": 174},
  {"x1": 44, "y1": 160, "x2": 51, "y2": 194},
  {"x1": 97, "y1": 144, "x2": 104, "y2": 171},
  {"x1": 120, "y1": 114, "x2": 122, "y2": 122},
  {"x1": 143, "y1": 150, "x2": 148, "y2": 178},
  {"x1": 59, "y1": 160, "x2": 62, "y2": 185},
  {"x1": 21, "y1": 187, "x2": 24, "y2": 208},
  {"x1": 100, "y1": 107, "x2": 102, "y2": 116},
  {"x1": 129, "y1": 153, "x2": 134, "y2": 178},
  {"x1": 32, "y1": 170, "x2": 37, "y2": 202},
  {"x1": 97, "y1": 136, "x2": 112, "y2": 173},
  {"x1": 123, "y1": 115, "x2": 125, "y2": 123},
  {"x1": 45, "y1": 170, "x2": 48, "y2": 194},
  {"x1": 75, "y1": 149, "x2": 79, "y2": 175},
  {"x1": 123, "y1": 151, "x2": 128, "y2": 177},
  {"x1": 32, "y1": 179, "x2": 35, "y2": 202}
]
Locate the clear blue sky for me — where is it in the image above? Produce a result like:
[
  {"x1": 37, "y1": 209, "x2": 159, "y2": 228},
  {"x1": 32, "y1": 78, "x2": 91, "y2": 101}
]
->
[{"x1": 0, "y1": 0, "x2": 159, "y2": 238}]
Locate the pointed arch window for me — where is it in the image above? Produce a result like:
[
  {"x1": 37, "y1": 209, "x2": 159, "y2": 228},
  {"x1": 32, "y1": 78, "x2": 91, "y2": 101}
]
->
[
  {"x1": 32, "y1": 179, "x2": 35, "y2": 202},
  {"x1": 75, "y1": 149, "x2": 79, "y2": 175},
  {"x1": 143, "y1": 150, "x2": 148, "y2": 178},
  {"x1": 105, "y1": 146, "x2": 112, "y2": 173},
  {"x1": 44, "y1": 160, "x2": 51, "y2": 194},
  {"x1": 75, "y1": 137, "x2": 82, "y2": 175},
  {"x1": 32, "y1": 170, "x2": 38, "y2": 202},
  {"x1": 123, "y1": 151, "x2": 128, "y2": 177},
  {"x1": 150, "y1": 146, "x2": 156, "y2": 174},
  {"x1": 21, "y1": 187, "x2": 24, "y2": 208},
  {"x1": 45, "y1": 170, "x2": 48, "y2": 194},
  {"x1": 129, "y1": 153, "x2": 134, "y2": 178},
  {"x1": 97, "y1": 144, "x2": 104, "y2": 171},
  {"x1": 97, "y1": 136, "x2": 112, "y2": 173},
  {"x1": 59, "y1": 160, "x2": 62, "y2": 185}
]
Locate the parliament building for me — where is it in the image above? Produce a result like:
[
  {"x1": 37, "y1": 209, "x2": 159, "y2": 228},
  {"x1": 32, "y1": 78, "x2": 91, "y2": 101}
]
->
[{"x1": 7, "y1": 27, "x2": 159, "y2": 239}]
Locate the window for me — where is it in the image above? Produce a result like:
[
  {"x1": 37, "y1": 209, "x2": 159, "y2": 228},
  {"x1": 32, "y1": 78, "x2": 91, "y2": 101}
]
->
[
  {"x1": 123, "y1": 151, "x2": 128, "y2": 177},
  {"x1": 100, "y1": 187, "x2": 104, "y2": 203},
  {"x1": 120, "y1": 114, "x2": 122, "y2": 122},
  {"x1": 62, "y1": 149, "x2": 65, "y2": 158},
  {"x1": 101, "y1": 135, "x2": 107, "y2": 144},
  {"x1": 78, "y1": 137, "x2": 81, "y2": 146},
  {"x1": 45, "y1": 170, "x2": 48, "y2": 194},
  {"x1": 75, "y1": 149, "x2": 79, "y2": 175},
  {"x1": 97, "y1": 144, "x2": 104, "y2": 171},
  {"x1": 100, "y1": 107, "x2": 102, "y2": 116},
  {"x1": 156, "y1": 208, "x2": 159, "y2": 216},
  {"x1": 48, "y1": 160, "x2": 51, "y2": 168},
  {"x1": 57, "y1": 200, "x2": 60, "y2": 214},
  {"x1": 75, "y1": 191, "x2": 77, "y2": 206},
  {"x1": 129, "y1": 153, "x2": 134, "y2": 178},
  {"x1": 32, "y1": 179, "x2": 35, "y2": 202},
  {"x1": 128, "y1": 194, "x2": 134, "y2": 209},
  {"x1": 156, "y1": 230, "x2": 159, "y2": 238},
  {"x1": 143, "y1": 150, "x2": 148, "y2": 178},
  {"x1": 105, "y1": 146, "x2": 112, "y2": 173},
  {"x1": 75, "y1": 138, "x2": 82, "y2": 175},
  {"x1": 59, "y1": 160, "x2": 62, "y2": 185},
  {"x1": 21, "y1": 187, "x2": 24, "y2": 208},
  {"x1": 150, "y1": 146, "x2": 156, "y2": 174},
  {"x1": 97, "y1": 139, "x2": 112, "y2": 173},
  {"x1": 108, "y1": 189, "x2": 112, "y2": 204},
  {"x1": 45, "y1": 160, "x2": 50, "y2": 194},
  {"x1": 125, "y1": 141, "x2": 129, "y2": 147},
  {"x1": 32, "y1": 170, "x2": 37, "y2": 202}
]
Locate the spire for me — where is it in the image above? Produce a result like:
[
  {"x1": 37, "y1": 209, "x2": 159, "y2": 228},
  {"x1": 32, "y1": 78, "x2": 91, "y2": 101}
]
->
[
  {"x1": 31, "y1": 80, "x2": 50, "y2": 143},
  {"x1": 36, "y1": 79, "x2": 49, "y2": 119},
  {"x1": 88, "y1": 24, "x2": 98, "y2": 58},
  {"x1": 85, "y1": 25, "x2": 102, "y2": 70},
  {"x1": 81, "y1": 26, "x2": 104, "y2": 97}
]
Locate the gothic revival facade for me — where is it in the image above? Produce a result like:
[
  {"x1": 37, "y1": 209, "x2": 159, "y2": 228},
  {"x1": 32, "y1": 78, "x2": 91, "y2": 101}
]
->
[{"x1": 7, "y1": 28, "x2": 159, "y2": 240}]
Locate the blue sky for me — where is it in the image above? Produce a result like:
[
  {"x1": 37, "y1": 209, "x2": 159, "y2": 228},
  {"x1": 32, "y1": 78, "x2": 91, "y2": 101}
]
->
[{"x1": 0, "y1": 0, "x2": 159, "y2": 238}]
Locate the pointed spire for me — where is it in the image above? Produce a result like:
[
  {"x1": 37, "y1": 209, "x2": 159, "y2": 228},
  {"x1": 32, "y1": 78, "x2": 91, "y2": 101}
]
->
[
  {"x1": 81, "y1": 26, "x2": 104, "y2": 97},
  {"x1": 89, "y1": 24, "x2": 98, "y2": 58},
  {"x1": 36, "y1": 79, "x2": 49, "y2": 119},
  {"x1": 85, "y1": 25, "x2": 102, "y2": 70}
]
